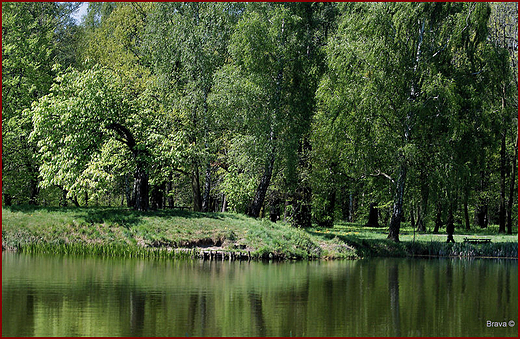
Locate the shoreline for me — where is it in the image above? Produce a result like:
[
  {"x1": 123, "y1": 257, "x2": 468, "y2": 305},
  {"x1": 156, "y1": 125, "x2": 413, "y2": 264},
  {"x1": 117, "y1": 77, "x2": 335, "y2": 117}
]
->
[
  {"x1": 3, "y1": 239, "x2": 518, "y2": 261},
  {"x1": 2, "y1": 206, "x2": 518, "y2": 261}
]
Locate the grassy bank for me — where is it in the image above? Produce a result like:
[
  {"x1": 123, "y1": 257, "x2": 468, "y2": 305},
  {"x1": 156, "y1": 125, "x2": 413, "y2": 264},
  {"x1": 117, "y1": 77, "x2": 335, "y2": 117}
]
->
[{"x1": 2, "y1": 206, "x2": 518, "y2": 260}]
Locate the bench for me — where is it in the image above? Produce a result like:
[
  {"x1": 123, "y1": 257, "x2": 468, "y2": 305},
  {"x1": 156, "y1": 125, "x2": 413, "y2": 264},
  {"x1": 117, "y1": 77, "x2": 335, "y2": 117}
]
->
[{"x1": 463, "y1": 237, "x2": 491, "y2": 244}]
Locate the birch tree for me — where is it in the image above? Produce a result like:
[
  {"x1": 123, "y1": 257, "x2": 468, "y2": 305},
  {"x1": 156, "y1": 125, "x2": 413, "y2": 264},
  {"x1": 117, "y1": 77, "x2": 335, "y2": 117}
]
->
[{"x1": 318, "y1": 2, "x2": 492, "y2": 241}]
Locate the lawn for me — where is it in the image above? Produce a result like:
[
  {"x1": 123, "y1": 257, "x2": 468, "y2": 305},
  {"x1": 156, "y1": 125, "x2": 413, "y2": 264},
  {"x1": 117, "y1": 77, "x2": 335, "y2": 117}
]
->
[{"x1": 1, "y1": 206, "x2": 517, "y2": 260}]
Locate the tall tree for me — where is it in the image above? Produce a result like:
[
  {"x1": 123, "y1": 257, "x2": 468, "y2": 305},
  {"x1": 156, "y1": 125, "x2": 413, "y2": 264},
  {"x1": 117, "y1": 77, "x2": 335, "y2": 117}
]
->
[
  {"x1": 318, "y1": 2, "x2": 494, "y2": 241},
  {"x1": 30, "y1": 66, "x2": 156, "y2": 211},
  {"x1": 2, "y1": 2, "x2": 79, "y2": 205},
  {"x1": 146, "y1": 2, "x2": 242, "y2": 212},
  {"x1": 488, "y1": 2, "x2": 518, "y2": 234},
  {"x1": 214, "y1": 3, "x2": 333, "y2": 221}
]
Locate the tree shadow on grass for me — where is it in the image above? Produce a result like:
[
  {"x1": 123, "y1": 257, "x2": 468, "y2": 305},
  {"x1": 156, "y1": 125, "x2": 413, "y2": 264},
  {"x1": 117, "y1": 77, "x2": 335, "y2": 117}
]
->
[
  {"x1": 76, "y1": 208, "x2": 143, "y2": 227},
  {"x1": 77, "y1": 207, "x2": 243, "y2": 228},
  {"x1": 305, "y1": 229, "x2": 408, "y2": 257},
  {"x1": 4, "y1": 205, "x2": 242, "y2": 228},
  {"x1": 5, "y1": 205, "x2": 79, "y2": 214}
]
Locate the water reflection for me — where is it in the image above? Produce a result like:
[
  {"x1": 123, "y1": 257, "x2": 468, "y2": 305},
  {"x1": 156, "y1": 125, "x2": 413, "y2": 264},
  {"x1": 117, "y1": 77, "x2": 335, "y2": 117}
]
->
[
  {"x1": 388, "y1": 262, "x2": 401, "y2": 336},
  {"x1": 2, "y1": 253, "x2": 518, "y2": 337}
]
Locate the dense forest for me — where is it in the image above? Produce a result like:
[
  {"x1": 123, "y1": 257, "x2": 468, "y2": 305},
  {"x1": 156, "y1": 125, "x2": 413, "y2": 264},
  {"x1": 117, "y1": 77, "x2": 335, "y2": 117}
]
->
[{"x1": 2, "y1": 2, "x2": 518, "y2": 241}]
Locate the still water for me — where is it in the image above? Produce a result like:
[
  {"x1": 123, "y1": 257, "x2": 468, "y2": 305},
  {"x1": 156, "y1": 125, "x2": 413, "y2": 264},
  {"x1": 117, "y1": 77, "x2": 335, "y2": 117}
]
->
[{"x1": 2, "y1": 252, "x2": 518, "y2": 337}]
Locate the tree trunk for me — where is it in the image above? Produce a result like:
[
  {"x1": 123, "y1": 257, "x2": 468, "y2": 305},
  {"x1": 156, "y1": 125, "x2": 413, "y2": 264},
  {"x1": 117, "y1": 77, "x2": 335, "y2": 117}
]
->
[
  {"x1": 201, "y1": 162, "x2": 211, "y2": 212},
  {"x1": 166, "y1": 176, "x2": 174, "y2": 208},
  {"x1": 248, "y1": 152, "x2": 275, "y2": 218},
  {"x1": 27, "y1": 162, "x2": 39, "y2": 205},
  {"x1": 464, "y1": 198, "x2": 470, "y2": 231},
  {"x1": 150, "y1": 183, "x2": 164, "y2": 210},
  {"x1": 340, "y1": 186, "x2": 350, "y2": 221},
  {"x1": 107, "y1": 123, "x2": 149, "y2": 211},
  {"x1": 291, "y1": 185, "x2": 312, "y2": 228},
  {"x1": 498, "y1": 132, "x2": 507, "y2": 233},
  {"x1": 191, "y1": 165, "x2": 202, "y2": 212},
  {"x1": 71, "y1": 195, "x2": 80, "y2": 207},
  {"x1": 315, "y1": 187, "x2": 337, "y2": 228},
  {"x1": 349, "y1": 191, "x2": 355, "y2": 223},
  {"x1": 416, "y1": 169, "x2": 429, "y2": 232},
  {"x1": 133, "y1": 163, "x2": 149, "y2": 212},
  {"x1": 416, "y1": 198, "x2": 427, "y2": 232},
  {"x1": 290, "y1": 138, "x2": 312, "y2": 228},
  {"x1": 446, "y1": 206, "x2": 455, "y2": 243},
  {"x1": 433, "y1": 202, "x2": 442, "y2": 234},
  {"x1": 125, "y1": 174, "x2": 132, "y2": 208},
  {"x1": 506, "y1": 131, "x2": 517, "y2": 235},
  {"x1": 365, "y1": 203, "x2": 380, "y2": 227},
  {"x1": 388, "y1": 164, "x2": 407, "y2": 242},
  {"x1": 388, "y1": 17, "x2": 423, "y2": 241},
  {"x1": 323, "y1": 189, "x2": 337, "y2": 228},
  {"x1": 3, "y1": 193, "x2": 13, "y2": 207},
  {"x1": 476, "y1": 203, "x2": 488, "y2": 228},
  {"x1": 268, "y1": 189, "x2": 281, "y2": 222},
  {"x1": 61, "y1": 188, "x2": 68, "y2": 207},
  {"x1": 416, "y1": 209, "x2": 426, "y2": 232},
  {"x1": 221, "y1": 194, "x2": 227, "y2": 213}
]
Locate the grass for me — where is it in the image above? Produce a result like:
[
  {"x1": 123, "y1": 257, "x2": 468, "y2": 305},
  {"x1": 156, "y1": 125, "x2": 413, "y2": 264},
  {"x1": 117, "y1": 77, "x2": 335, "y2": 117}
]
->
[{"x1": 2, "y1": 206, "x2": 517, "y2": 260}]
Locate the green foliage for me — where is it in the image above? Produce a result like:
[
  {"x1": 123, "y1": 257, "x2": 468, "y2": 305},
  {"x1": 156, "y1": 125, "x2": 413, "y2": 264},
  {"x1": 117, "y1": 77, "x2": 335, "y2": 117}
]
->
[
  {"x1": 28, "y1": 65, "x2": 159, "y2": 209},
  {"x1": 2, "y1": 2, "x2": 516, "y2": 237},
  {"x1": 2, "y1": 2, "x2": 80, "y2": 205}
]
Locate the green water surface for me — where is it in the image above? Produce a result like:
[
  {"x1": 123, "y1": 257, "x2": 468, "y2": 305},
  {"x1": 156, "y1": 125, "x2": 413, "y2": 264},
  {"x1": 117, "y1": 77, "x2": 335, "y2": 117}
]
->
[{"x1": 2, "y1": 253, "x2": 517, "y2": 336}]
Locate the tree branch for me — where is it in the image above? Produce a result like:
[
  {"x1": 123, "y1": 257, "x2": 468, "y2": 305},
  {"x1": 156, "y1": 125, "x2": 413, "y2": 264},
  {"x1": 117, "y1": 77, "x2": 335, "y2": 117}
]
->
[
  {"x1": 106, "y1": 122, "x2": 136, "y2": 152},
  {"x1": 366, "y1": 170, "x2": 395, "y2": 184}
]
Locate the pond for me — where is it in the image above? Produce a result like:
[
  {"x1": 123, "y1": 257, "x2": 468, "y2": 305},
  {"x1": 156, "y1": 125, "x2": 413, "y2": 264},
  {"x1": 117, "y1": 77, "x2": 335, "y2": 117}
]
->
[{"x1": 2, "y1": 252, "x2": 518, "y2": 337}]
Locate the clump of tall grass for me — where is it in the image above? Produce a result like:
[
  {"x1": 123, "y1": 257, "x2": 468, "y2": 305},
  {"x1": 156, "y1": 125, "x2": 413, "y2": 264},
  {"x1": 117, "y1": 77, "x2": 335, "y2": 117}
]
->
[
  {"x1": 404, "y1": 241, "x2": 518, "y2": 258},
  {"x1": 21, "y1": 242, "x2": 201, "y2": 259}
]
